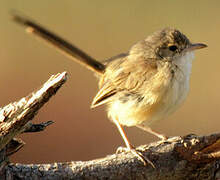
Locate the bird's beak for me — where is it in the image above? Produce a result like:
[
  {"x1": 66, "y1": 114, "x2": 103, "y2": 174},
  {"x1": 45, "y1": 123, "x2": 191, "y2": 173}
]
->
[{"x1": 185, "y1": 43, "x2": 207, "y2": 52}]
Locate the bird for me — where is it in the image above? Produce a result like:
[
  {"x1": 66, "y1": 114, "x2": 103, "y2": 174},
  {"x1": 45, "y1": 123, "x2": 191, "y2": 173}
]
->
[{"x1": 12, "y1": 13, "x2": 207, "y2": 166}]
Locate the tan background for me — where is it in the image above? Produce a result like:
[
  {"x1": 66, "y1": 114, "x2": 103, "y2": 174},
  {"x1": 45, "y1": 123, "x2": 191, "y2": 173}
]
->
[{"x1": 0, "y1": 1, "x2": 220, "y2": 164}]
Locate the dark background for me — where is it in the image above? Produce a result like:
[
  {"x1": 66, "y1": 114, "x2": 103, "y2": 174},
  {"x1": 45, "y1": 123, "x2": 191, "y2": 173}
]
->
[{"x1": 1, "y1": 1, "x2": 220, "y2": 163}]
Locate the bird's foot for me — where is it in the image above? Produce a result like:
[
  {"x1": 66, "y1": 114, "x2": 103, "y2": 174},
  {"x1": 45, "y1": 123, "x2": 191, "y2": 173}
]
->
[
  {"x1": 116, "y1": 146, "x2": 155, "y2": 168},
  {"x1": 157, "y1": 134, "x2": 169, "y2": 145}
]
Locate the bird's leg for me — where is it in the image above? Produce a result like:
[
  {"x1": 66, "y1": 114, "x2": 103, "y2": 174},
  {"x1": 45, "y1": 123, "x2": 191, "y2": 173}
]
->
[
  {"x1": 136, "y1": 124, "x2": 168, "y2": 143},
  {"x1": 112, "y1": 117, "x2": 155, "y2": 167}
]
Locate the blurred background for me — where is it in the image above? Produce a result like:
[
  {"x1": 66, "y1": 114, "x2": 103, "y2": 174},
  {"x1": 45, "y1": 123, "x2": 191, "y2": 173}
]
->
[{"x1": 0, "y1": 1, "x2": 220, "y2": 164}]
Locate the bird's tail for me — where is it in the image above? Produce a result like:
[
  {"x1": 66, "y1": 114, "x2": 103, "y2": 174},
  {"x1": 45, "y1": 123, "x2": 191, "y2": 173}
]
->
[{"x1": 11, "y1": 11, "x2": 105, "y2": 75}]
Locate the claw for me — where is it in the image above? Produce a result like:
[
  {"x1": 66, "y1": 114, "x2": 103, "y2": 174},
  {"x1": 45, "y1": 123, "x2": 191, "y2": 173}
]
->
[
  {"x1": 157, "y1": 135, "x2": 169, "y2": 145},
  {"x1": 116, "y1": 146, "x2": 155, "y2": 168},
  {"x1": 158, "y1": 134, "x2": 168, "y2": 141},
  {"x1": 116, "y1": 146, "x2": 127, "y2": 154},
  {"x1": 130, "y1": 148, "x2": 155, "y2": 168}
]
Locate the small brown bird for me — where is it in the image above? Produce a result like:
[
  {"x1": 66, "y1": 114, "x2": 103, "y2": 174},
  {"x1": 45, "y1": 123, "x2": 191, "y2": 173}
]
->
[{"x1": 12, "y1": 13, "x2": 207, "y2": 166}]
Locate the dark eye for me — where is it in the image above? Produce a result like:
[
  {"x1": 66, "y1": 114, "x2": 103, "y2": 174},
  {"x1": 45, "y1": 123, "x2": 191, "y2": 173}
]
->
[{"x1": 168, "y1": 45, "x2": 178, "y2": 52}]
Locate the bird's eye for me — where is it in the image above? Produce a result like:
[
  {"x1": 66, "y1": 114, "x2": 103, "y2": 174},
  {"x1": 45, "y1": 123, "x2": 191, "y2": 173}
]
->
[{"x1": 168, "y1": 45, "x2": 178, "y2": 52}]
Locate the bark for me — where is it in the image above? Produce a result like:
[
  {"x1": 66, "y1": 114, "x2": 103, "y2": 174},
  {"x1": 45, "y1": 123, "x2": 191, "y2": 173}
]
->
[
  {"x1": 3, "y1": 134, "x2": 220, "y2": 180},
  {"x1": 0, "y1": 72, "x2": 67, "y2": 179}
]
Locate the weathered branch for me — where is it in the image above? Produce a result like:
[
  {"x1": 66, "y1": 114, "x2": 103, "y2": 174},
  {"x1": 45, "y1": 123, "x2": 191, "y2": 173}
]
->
[
  {"x1": 0, "y1": 71, "x2": 220, "y2": 179},
  {"x1": 3, "y1": 134, "x2": 220, "y2": 180},
  {"x1": 0, "y1": 72, "x2": 67, "y2": 178},
  {"x1": 23, "y1": 121, "x2": 54, "y2": 133}
]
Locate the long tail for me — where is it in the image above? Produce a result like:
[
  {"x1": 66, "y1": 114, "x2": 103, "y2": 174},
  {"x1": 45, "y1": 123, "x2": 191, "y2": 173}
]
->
[{"x1": 11, "y1": 11, "x2": 105, "y2": 75}]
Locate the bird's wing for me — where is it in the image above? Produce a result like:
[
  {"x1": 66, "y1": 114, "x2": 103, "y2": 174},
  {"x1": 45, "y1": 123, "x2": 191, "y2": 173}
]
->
[{"x1": 91, "y1": 56, "x2": 158, "y2": 108}]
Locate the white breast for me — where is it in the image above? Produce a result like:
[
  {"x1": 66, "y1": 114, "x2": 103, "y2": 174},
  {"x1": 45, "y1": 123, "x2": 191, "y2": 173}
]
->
[{"x1": 168, "y1": 52, "x2": 194, "y2": 113}]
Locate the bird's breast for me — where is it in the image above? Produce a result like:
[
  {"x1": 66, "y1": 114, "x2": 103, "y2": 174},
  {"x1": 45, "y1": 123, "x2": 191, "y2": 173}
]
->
[{"x1": 108, "y1": 52, "x2": 194, "y2": 127}]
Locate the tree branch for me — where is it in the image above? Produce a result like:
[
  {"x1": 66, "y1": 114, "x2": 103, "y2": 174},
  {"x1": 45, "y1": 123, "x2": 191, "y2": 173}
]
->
[
  {"x1": 0, "y1": 72, "x2": 67, "y2": 178},
  {"x1": 23, "y1": 121, "x2": 54, "y2": 133},
  {"x1": 0, "y1": 72, "x2": 67, "y2": 150},
  {"x1": 3, "y1": 134, "x2": 220, "y2": 180}
]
